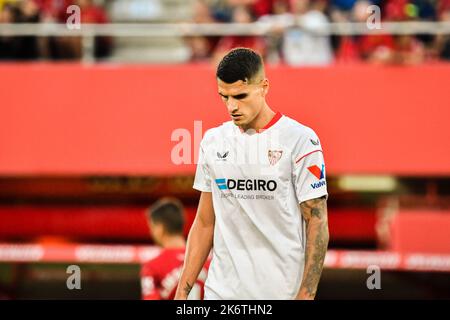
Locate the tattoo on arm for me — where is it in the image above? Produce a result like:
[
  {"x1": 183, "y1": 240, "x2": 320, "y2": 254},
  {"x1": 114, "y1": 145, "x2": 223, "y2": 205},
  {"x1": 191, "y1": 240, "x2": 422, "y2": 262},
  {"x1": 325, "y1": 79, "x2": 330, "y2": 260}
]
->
[
  {"x1": 300, "y1": 195, "x2": 327, "y2": 220},
  {"x1": 299, "y1": 196, "x2": 329, "y2": 299},
  {"x1": 302, "y1": 223, "x2": 328, "y2": 297},
  {"x1": 183, "y1": 282, "x2": 193, "y2": 297}
]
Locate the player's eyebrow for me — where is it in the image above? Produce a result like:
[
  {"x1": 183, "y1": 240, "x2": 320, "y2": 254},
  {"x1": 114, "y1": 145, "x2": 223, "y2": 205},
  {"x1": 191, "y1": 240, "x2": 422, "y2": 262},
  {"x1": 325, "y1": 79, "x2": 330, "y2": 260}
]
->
[{"x1": 218, "y1": 93, "x2": 248, "y2": 100}]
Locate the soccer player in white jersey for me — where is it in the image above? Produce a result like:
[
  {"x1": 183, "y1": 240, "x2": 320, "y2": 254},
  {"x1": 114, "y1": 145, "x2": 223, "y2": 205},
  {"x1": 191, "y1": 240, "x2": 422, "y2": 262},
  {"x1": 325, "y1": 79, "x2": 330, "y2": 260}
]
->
[{"x1": 175, "y1": 48, "x2": 329, "y2": 300}]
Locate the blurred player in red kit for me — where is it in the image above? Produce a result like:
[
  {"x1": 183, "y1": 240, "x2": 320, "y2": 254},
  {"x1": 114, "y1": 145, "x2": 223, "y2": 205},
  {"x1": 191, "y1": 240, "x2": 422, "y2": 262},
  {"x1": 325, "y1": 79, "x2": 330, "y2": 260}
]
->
[{"x1": 141, "y1": 198, "x2": 209, "y2": 300}]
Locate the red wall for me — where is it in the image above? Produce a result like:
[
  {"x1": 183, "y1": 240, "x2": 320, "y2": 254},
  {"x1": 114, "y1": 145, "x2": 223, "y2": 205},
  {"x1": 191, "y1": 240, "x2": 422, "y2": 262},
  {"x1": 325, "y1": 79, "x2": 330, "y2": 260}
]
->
[
  {"x1": 1, "y1": 63, "x2": 450, "y2": 176},
  {"x1": 390, "y1": 210, "x2": 450, "y2": 254},
  {"x1": 0, "y1": 205, "x2": 375, "y2": 243}
]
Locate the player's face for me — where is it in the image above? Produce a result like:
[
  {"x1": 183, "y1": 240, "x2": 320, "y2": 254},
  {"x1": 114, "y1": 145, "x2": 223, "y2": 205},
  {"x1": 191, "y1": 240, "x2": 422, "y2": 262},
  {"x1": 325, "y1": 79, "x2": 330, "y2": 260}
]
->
[{"x1": 217, "y1": 78, "x2": 268, "y2": 129}]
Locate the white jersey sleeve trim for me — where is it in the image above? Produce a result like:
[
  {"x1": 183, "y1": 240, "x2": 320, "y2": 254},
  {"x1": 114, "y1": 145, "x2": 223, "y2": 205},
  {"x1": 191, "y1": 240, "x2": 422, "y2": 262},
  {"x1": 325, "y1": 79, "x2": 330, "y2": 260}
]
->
[{"x1": 193, "y1": 183, "x2": 212, "y2": 192}]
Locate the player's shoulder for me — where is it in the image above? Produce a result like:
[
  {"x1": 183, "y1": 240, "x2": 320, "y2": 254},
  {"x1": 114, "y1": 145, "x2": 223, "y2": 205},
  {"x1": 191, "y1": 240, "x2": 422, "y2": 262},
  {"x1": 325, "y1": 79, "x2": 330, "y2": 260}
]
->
[
  {"x1": 141, "y1": 247, "x2": 163, "y2": 267},
  {"x1": 141, "y1": 248, "x2": 184, "y2": 272},
  {"x1": 279, "y1": 115, "x2": 321, "y2": 143}
]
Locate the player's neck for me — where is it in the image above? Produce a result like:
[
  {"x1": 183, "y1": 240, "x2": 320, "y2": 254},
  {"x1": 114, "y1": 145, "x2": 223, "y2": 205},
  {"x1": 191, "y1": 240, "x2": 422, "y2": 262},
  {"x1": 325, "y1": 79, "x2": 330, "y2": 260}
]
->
[
  {"x1": 241, "y1": 105, "x2": 276, "y2": 132},
  {"x1": 161, "y1": 235, "x2": 186, "y2": 249}
]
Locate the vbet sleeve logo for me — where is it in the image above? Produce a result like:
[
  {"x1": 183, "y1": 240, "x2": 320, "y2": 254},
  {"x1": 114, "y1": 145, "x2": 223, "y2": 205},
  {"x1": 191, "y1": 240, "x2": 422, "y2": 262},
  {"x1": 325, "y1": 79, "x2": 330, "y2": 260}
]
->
[{"x1": 307, "y1": 164, "x2": 326, "y2": 189}]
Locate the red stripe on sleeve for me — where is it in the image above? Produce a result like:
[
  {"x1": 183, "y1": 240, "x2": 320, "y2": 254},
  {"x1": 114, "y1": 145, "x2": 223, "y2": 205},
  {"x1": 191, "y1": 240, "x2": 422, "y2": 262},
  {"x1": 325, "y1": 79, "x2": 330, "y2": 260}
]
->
[{"x1": 295, "y1": 150, "x2": 322, "y2": 164}]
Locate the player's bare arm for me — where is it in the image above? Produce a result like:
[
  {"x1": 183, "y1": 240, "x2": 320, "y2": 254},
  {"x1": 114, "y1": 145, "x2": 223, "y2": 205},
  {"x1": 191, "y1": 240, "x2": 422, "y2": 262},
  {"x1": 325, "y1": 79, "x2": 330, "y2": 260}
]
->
[
  {"x1": 174, "y1": 191, "x2": 215, "y2": 299},
  {"x1": 296, "y1": 195, "x2": 329, "y2": 300}
]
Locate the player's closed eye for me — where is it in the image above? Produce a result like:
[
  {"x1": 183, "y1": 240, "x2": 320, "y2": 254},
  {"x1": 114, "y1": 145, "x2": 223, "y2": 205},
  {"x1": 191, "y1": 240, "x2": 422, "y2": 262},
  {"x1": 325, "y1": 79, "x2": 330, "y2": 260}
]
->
[
  {"x1": 233, "y1": 94, "x2": 247, "y2": 100},
  {"x1": 219, "y1": 93, "x2": 248, "y2": 101}
]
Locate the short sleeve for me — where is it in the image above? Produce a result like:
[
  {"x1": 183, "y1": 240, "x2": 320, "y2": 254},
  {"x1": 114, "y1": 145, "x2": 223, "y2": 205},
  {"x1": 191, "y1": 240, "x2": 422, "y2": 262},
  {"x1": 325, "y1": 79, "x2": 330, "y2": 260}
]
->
[
  {"x1": 193, "y1": 141, "x2": 212, "y2": 192},
  {"x1": 292, "y1": 131, "x2": 328, "y2": 204}
]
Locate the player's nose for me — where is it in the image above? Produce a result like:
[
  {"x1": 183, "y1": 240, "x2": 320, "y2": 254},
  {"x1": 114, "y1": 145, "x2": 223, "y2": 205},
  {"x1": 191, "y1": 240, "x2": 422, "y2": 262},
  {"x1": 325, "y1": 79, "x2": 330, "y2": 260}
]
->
[{"x1": 226, "y1": 99, "x2": 238, "y2": 113}]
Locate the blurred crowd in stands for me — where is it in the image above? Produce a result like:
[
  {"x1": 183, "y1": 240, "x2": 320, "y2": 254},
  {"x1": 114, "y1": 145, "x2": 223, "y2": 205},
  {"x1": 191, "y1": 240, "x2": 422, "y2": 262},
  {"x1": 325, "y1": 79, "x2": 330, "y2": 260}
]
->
[
  {"x1": 0, "y1": 0, "x2": 111, "y2": 60},
  {"x1": 1, "y1": 0, "x2": 450, "y2": 64},
  {"x1": 190, "y1": 0, "x2": 450, "y2": 65}
]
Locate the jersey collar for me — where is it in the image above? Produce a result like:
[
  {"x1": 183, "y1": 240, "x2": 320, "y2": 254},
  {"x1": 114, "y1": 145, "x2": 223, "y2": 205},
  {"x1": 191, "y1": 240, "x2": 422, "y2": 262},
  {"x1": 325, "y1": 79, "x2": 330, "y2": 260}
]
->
[
  {"x1": 238, "y1": 111, "x2": 283, "y2": 134},
  {"x1": 260, "y1": 111, "x2": 282, "y2": 132}
]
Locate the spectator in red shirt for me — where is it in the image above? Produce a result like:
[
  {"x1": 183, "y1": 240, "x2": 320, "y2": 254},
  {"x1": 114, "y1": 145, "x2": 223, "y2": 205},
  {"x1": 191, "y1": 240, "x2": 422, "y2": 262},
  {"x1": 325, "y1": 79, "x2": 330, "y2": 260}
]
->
[
  {"x1": 227, "y1": 0, "x2": 274, "y2": 17},
  {"x1": 213, "y1": 5, "x2": 266, "y2": 64},
  {"x1": 335, "y1": 0, "x2": 397, "y2": 64},
  {"x1": 32, "y1": 0, "x2": 72, "y2": 22},
  {"x1": 57, "y1": 0, "x2": 112, "y2": 60},
  {"x1": 141, "y1": 198, "x2": 209, "y2": 300}
]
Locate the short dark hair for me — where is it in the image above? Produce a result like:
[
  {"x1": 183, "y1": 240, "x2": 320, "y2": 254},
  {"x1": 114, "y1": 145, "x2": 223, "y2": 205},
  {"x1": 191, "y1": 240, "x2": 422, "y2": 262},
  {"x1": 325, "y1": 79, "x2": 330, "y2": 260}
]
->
[
  {"x1": 216, "y1": 48, "x2": 263, "y2": 84},
  {"x1": 147, "y1": 198, "x2": 185, "y2": 235}
]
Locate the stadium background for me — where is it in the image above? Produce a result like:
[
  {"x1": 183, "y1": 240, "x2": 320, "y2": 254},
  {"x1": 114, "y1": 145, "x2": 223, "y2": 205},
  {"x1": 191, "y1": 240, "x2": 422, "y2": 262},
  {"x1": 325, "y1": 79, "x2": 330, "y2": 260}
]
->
[{"x1": 1, "y1": 0, "x2": 450, "y2": 299}]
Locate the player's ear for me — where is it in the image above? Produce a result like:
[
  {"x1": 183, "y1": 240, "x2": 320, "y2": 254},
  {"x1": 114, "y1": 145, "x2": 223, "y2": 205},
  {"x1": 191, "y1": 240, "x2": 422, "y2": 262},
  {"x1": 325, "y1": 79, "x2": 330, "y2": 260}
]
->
[{"x1": 261, "y1": 78, "x2": 269, "y2": 96}]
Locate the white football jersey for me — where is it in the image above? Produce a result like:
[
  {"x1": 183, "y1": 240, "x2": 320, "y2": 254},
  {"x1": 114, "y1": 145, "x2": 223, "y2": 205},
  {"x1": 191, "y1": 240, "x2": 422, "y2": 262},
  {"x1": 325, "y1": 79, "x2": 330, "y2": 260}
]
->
[{"x1": 193, "y1": 112, "x2": 328, "y2": 299}]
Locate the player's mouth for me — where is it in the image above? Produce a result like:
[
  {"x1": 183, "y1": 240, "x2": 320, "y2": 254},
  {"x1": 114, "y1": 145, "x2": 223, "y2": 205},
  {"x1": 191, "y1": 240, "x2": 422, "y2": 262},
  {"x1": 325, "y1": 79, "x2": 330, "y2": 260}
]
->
[{"x1": 231, "y1": 114, "x2": 243, "y2": 120}]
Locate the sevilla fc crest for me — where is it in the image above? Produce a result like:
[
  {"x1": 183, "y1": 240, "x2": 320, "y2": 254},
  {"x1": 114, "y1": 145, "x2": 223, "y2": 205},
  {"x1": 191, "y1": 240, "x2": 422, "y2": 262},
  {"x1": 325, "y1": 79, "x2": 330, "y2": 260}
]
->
[{"x1": 268, "y1": 150, "x2": 283, "y2": 166}]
